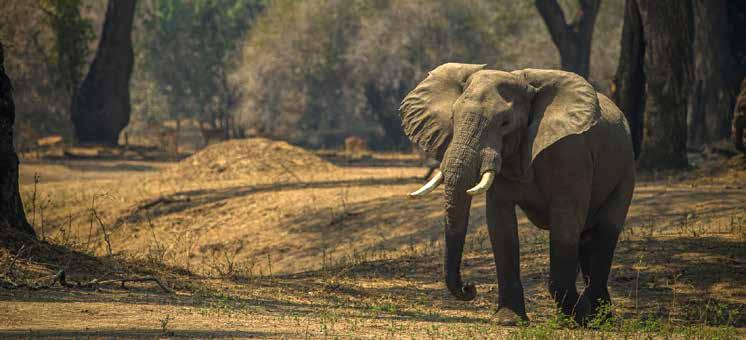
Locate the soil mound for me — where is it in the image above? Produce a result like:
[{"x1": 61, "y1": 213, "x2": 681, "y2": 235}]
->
[{"x1": 169, "y1": 138, "x2": 335, "y2": 180}]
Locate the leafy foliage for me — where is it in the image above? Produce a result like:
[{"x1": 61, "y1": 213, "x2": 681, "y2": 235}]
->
[
  {"x1": 237, "y1": 0, "x2": 621, "y2": 149},
  {"x1": 39, "y1": 0, "x2": 94, "y2": 97},
  {"x1": 1, "y1": 0, "x2": 623, "y2": 150},
  {"x1": 138, "y1": 0, "x2": 262, "y2": 128},
  {"x1": 0, "y1": 0, "x2": 94, "y2": 147}
]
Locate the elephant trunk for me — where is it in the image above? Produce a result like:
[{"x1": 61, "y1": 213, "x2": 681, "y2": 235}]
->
[
  {"x1": 442, "y1": 141, "x2": 478, "y2": 301},
  {"x1": 440, "y1": 115, "x2": 504, "y2": 301}
]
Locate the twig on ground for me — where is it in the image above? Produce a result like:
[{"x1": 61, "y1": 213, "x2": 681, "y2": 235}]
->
[
  {"x1": 110, "y1": 276, "x2": 174, "y2": 293},
  {"x1": 277, "y1": 160, "x2": 304, "y2": 183},
  {"x1": 3, "y1": 245, "x2": 28, "y2": 277},
  {"x1": 0, "y1": 269, "x2": 174, "y2": 293}
]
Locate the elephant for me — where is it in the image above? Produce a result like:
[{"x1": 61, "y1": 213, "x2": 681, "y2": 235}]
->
[
  {"x1": 400, "y1": 63, "x2": 635, "y2": 325},
  {"x1": 733, "y1": 79, "x2": 746, "y2": 153}
]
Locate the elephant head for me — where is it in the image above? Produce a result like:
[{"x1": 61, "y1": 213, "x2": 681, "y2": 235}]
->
[{"x1": 399, "y1": 63, "x2": 600, "y2": 300}]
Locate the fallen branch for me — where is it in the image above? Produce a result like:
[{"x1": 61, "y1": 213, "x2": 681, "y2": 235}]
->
[
  {"x1": 94, "y1": 276, "x2": 174, "y2": 294},
  {"x1": 0, "y1": 269, "x2": 174, "y2": 294}
]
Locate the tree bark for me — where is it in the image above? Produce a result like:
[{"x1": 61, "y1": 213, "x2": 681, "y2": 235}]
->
[
  {"x1": 0, "y1": 43, "x2": 34, "y2": 237},
  {"x1": 535, "y1": 0, "x2": 600, "y2": 78},
  {"x1": 728, "y1": 2, "x2": 746, "y2": 152},
  {"x1": 688, "y1": 0, "x2": 738, "y2": 147},
  {"x1": 71, "y1": 0, "x2": 136, "y2": 145},
  {"x1": 365, "y1": 82, "x2": 410, "y2": 150},
  {"x1": 734, "y1": 80, "x2": 746, "y2": 153},
  {"x1": 728, "y1": 2, "x2": 746, "y2": 83},
  {"x1": 611, "y1": 0, "x2": 645, "y2": 159},
  {"x1": 637, "y1": 0, "x2": 693, "y2": 169}
]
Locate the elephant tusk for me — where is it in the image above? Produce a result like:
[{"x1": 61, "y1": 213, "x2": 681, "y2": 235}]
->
[
  {"x1": 466, "y1": 171, "x2": 495, "y2": 196},
  {"x1": 408, "y1": 170, "x2": 444, "y2": 198}
]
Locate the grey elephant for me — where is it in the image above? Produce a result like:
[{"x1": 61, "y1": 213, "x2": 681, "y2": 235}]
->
[{"x1": 400, "y1": 63, "x2": 635, "y2": 325}]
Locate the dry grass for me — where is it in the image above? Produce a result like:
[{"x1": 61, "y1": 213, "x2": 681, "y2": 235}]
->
[{"x1": 1, "y1": 139, "x2": 744, "y2": 338}]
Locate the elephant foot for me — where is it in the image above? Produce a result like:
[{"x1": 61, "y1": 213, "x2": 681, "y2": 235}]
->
[{"x1": 494, "y1": 306, "x2": 528, "y2": 326}]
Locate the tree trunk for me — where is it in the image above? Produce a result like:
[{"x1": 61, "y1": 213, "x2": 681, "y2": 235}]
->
[
  {"x1": 365, "y1": 82, "x2": 410, "y2": 150},
  {"x1": 535, "y1": 0, "x2": 600, "y2": 78},
  {"x1": 728, "y1": 2, "x2": 746, "y2": 83},
  {"x1": 734, "y1": 80, "x2": 746, "y2": 152},
  {"x1": 637, "y1": 0, "x2": 693, "y2": 169},
  {"x1": 0, "y1": 43, "x2": 34, "y2": 237},
  {"x1": 688, "y1": 0, "x2": 738, "y2": 147},
  {"x1": 71, "y1": 0, "x2": 136, "y2": 146},
  {"x1": 611, "y1": 0, "x2": 645, "y2": 159}
]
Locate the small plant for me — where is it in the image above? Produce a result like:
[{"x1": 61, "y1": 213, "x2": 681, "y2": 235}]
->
[
  {"x1": 214, "y1": 248, "x2": 238, "y2": 277},
  {"x1": 696, "y1": 300, "x2": 743, "y2": 326},
  {"x1": 144, "y1": 214, "x2": 167, "y2": 265},
  {"x1": 545, "y1": 310, "x2": 578, "y2": 329},
  {"x1": 585, "y1": 301, "x2": 615, "y2": 331},
  {"x1": 369, "y1": 302, "x2": 399, "y2": 314},
  {"x1": 159, "y1": 314, "x2": 174, "y2": 336}
]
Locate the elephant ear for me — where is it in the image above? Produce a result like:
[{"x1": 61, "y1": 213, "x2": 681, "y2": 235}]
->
[
  {"x1": 512, "y1": 69, "x2": 600, "y2": 163},
  {"x1": 400, "y1": 63, "x2": 486, "y2": 160}
]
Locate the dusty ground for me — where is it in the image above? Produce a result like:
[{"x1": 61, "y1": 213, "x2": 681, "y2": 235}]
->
[{"x1": 1, "y1": 139, "x2": 744, "y2": 338}]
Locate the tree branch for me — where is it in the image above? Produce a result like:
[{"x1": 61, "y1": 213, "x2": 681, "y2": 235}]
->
[
  {"x1": 573, "y1": 0, "x2": 601, "y2": 38},
  {"x1": 535, "y1": 0, "x2": 571, "y2": 48}
]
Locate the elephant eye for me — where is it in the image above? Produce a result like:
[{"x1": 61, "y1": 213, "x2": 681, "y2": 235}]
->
[{"x1": 501, "y1": 119, "x2": 510, "y2": 127}]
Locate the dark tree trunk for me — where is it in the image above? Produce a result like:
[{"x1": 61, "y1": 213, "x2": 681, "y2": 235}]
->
[
  {"x1": 0, "y1": 43, "x2": 34, "y2": 237},
  {"x1": 535, "y1": 0, "x2": 600, "y2": 78},
  {"x1": 637, "y1": 0, "x2": 694, "y2": 169},
  {"x1": 71, "y1": 0, "x2": 136, "y2": 146},
  {"x1": 728, "y1": 1, "x2": 746, "y2": 152},
  {"x1": 688, "y1": 0, "x2": 738, "y2": 147},
  {"x1": 735, "y1": 80, "x2": 746, "y2": 152},
  {"x1": 365, "y1": 82, "x2": 410, "y2": 150},
  {"x1": 729, "y1": 1, "x2": 746, "y2": 83},
  {"x1": 612, "y1": 0, "x2": 645, "y2": 159}
]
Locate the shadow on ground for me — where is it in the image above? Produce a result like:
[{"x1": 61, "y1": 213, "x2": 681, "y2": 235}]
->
[
  {"x1": 3, "y1": 229, "x2": 742, "y2": 326},
  {"x1": 115, "y1": 176, "x2": 421, "y2": 226},
  {"x1": 0, "y1": 329, "x2": 286, "y2": 338}
]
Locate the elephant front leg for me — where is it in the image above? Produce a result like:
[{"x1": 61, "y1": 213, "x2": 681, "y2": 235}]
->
[
  {"x1": 548, "y1": 201, "x2": 590, "y2": 325},
  {"x1": 536, "y1": 138, "x2": 593, "y2": 325},
  {"x1": 486, "y1": 191, "x2": 528, "y2": 325}
]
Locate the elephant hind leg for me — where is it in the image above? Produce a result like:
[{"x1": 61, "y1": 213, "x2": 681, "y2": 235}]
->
[
  {"x1": 579, "y1": 222, "x2": 620, "y2": 318},
  {"x1": 580, "y1": 168, "x2": 634, "y2": 318}
]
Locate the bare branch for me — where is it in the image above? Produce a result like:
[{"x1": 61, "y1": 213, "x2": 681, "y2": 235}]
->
[
  {"x1": 3, "y1": 245, "x2": 28, "y2": 277},
  {"x1": 1, "y1": 269, "x2": 174, "y2": 294},
  {"x1": 92, "y1": 209, "x2": 113, "y2": 257},
  {"x1": 535, "y1": 0, "x2": 571, "y2": 47}
]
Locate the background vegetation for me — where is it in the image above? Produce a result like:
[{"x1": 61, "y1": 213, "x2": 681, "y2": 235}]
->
[{"x1": 1, "y1": 0, "x2": 625, "y2": 150}]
